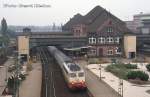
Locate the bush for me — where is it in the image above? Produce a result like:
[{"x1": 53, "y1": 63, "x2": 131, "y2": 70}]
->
[
  {"x1": 146, "y1": 64, "x2": 150, "y2": 71},
  {"x1": 127, "y1": 71, "x2": 149, "y2": 81},
  {"x1": 124, "y1": 64, "x2": 137, "y2": 69},
  {"x1": 105, "y1": 64, "x2": 128, "y2": 79}
]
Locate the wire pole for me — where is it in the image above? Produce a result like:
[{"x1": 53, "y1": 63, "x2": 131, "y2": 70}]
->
[
  {"x1": 121, "y1": 79, "x2": 123, "y2": 97},
  {"x1": 16, "y1": 56, "x2": 20, "y2": 97},
  {"x1": 5, "y1": 64, "x2": 8, "y2": 83}
]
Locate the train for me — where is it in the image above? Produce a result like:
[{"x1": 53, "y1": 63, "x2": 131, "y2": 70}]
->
[{"x1": 48, "y1": 46, "x2": 86, "y2": 90}]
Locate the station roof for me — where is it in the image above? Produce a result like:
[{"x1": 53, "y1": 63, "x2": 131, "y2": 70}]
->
[
  {"x1": 63, "y1": 46, "x2": 91, "y2": 51},
  {"x1": 63, "y1": 5, "x2": 133, "y2": 34}
]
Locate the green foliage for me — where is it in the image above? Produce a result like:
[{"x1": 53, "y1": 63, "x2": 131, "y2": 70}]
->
[
  {"x1": 124, "y1": 63, "x2": 137, "y2": 69},
  {"x1": 105, "y1": 63, "x2": 138, "y2": 79},
  {"x1": 146, "y1": 64, "x2": 150, "y2": 71},
  {"x1": 111, "y1": 58, "x2": 117, "y2": 64},
  {"x1": 127, "y1": 71, "x2": 149, "y2": 81},
  {"x1": 105, "y1": 64, "x2": 129, "y2": 79},
  {"x1": 1, "y1": 18, "x2": 8, "y2": 36}
]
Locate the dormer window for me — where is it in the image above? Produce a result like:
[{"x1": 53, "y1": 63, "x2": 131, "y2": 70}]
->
[
  {"x1": 107, "y1": 27, "x2": 113, "y2": 32},
  {"x1": 107, "y1": 37, "x2": 114, "y2": 43},
  {"x1": 89, "y1": 37, "x2": 96, "y2": 44},
  {"x1": 98, "y1": 37, "x2": 105, "y2": 44},
  {"x1": 115, "y1": 37, "x2": 120, "y2": 44}
]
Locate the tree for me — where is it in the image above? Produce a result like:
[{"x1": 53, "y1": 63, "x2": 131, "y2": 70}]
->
[
  {"x1": 1, "y1": 18, "x2": 8, "y2": 36},
  {"x1": 52, "y1": 22, "x2": 56, "y2": 31}
]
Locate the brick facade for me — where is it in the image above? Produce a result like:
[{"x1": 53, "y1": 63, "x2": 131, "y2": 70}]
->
[
  {"x1": 63, "y1": 6, "x2": 133, "y2": 57},
  {"x1": 73, "y1": 24, "x2": 87, "y2": 37},
  {"x1": 88, "y1": 45, "x2": 122, "y2": 57}
]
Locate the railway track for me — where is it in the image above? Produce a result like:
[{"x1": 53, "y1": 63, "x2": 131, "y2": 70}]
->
[{"x1": 38, "y1": 47, "x2": 92, "y2": 97}]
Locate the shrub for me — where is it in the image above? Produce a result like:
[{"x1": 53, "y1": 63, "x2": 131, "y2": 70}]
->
[
  {"x1": 127, "y1": 71, "x2": 149, "y2": 81},
  {"x1": 146, "y1": 64, "x2": 150, "y2": 71},
  {"x1": 105, "y1": 64, "x2": 128, "y2": 79},
  {"x1": 124, "y1": 64, "x2": 137, "y2": 69}
]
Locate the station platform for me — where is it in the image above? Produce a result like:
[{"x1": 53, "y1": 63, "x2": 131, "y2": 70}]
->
[
  {"x1": 78, "y1": 60, "x2": 119, "y2": 97},
  {"x1": 19, "y1": 62, "x2": 42, "y2": 97},
  {"x1": 85, "y1": 69, "x2": 119, "y2": 97}
]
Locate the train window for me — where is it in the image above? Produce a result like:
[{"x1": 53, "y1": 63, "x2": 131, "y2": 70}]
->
[
  {"x1": 70, "y1": 73, "x2": 76, "y2": 77},
  {"x1": 78, "y1": 72, "x2": 84, "y2": 77}
]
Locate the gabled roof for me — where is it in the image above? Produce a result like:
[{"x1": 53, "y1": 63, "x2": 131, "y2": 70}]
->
[
  {"x1": 82, "y1": 6, "x2": 105, "y2": 25},
  {"x1": 63, "y1": 5, "x2": 132, "y2": 34},
  {"x1": 62, "y1": 13, "x2": 83, "y2": 30}
]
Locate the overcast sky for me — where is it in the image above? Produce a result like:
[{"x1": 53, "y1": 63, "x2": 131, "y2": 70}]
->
[{"x1": 0, "y1": 0, "x2": 150, "y2": 26}]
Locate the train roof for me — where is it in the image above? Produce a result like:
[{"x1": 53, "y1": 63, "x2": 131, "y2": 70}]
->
[
  {"x1": 48, "y1": 46, "x2": 72, "y2": 62},
  {"x1": 57, "y1": 50, "x2": 72, "y2": 62},
  {"x1": 48, "y1": 46, "x2": 83, "y2": 72}
]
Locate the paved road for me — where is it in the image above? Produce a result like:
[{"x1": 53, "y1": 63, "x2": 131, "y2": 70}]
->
[{"x1": 78, "y1": 60, "x2": 119, "y2": 97}]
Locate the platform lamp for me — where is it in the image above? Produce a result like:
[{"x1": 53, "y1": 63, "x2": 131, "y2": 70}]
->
[
  {"x1": 99, "y1": 64, "x2": 102, "y2": 80},
  {"x1": 85, "y1": 54, "x2": 88, "y2": 66}
]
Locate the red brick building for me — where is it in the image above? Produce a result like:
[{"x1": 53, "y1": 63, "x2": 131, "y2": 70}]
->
[{"x1": 63, "y1": 6, "x2": 133, "y2": 57}]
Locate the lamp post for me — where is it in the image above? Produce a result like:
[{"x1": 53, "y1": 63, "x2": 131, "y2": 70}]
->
[{"x1": 99, "y1": 64, "x2": 101, "y2": 80}]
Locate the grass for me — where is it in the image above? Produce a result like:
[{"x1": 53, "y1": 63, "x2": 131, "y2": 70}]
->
[
  {"x1": 88, "y1": 58, "x2": 109, "y2": 64},
  {"x1": 105, "y1": 63, "x2": 137, "y2": 79}
]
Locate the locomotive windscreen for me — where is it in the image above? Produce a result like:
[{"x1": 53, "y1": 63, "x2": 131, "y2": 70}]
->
[{"x1": 67, "y1": 63, "x2": 81, "y2": 71}]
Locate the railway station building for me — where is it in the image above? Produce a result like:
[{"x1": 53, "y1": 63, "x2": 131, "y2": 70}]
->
[
  {"x1": 17, "y1": 6, "x2": 136, "y2": 59},
  {"x1": 63, "y1": 6, "x2": 136, "y2": 58}
]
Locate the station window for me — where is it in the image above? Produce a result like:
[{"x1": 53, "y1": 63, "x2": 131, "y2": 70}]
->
[
  {"x1": 115, "y1": 37, "x2": 120, "y2": 43},
  {"x1": 89, "y1": 37, "x2": 96, "y2": 44},
  {"x1": 116, "y1": 47, "x2": 122, "y2": 54},
  {"x1": 107, "y1": 49, "x2": 113, "y2": 55},
  {"x1": 91, "y1": 49, "x2": 96, "y2": 55},
  {"x1": 107, "y1": 37, "x2": 114, "y2": 43},
  {"x1": 98, "y1": 37, "x2": 105, "y2": 44}
]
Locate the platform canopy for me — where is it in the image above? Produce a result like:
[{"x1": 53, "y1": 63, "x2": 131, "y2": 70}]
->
[{"x1": 63, "y1": 46, "x2": 91, "y2": 51}]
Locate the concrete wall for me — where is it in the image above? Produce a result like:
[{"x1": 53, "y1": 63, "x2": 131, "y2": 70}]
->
[
  {"x1": 18, "y1": 36, "x2": 29, "y2": 56},
  {"x1": 124, "y1": 35, "x2": 136, "y2": 58}
]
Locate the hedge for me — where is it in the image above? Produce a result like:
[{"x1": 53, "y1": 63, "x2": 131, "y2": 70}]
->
[
  {"x1": 127, "y1": 71, "x2": 149, "y2": 81},
  {"x1": 146, "y1": 64, "x2": 150, "y2": 71},
  {"x1": 124, "y1": 63, "x2": 137, "y2": 69}
]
